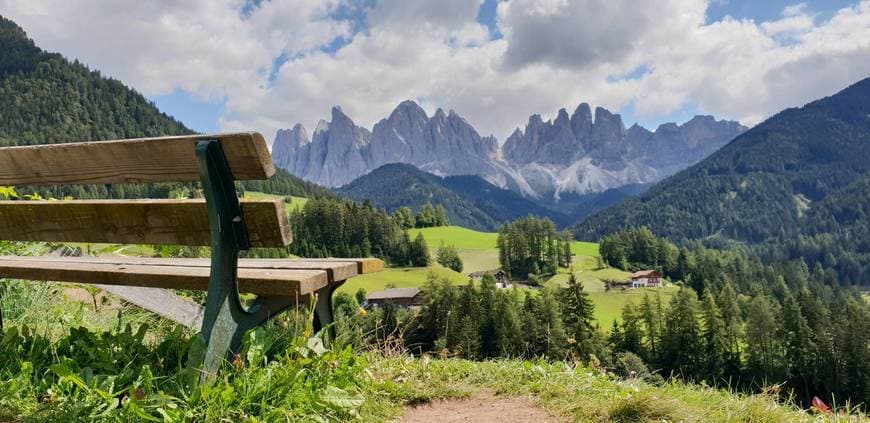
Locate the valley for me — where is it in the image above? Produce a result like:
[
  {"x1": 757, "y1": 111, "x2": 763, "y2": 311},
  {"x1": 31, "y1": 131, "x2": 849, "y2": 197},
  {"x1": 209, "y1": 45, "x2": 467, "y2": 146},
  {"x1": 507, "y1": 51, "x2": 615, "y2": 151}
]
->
[{"x1": 338, "y1": 225, "x2": 675, "y2": 327}]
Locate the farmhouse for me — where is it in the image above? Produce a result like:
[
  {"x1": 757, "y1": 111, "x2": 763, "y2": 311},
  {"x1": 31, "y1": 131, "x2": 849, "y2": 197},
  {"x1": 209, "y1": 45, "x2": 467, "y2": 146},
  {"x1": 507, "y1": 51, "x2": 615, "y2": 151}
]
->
[
  {"x1": 468, "y1": 269, "x2": 510, "y2": 288},
  {"x1": 630, "y1": 270, "x2": 663, "y2": 288},
  {"x1": 365, "y1": 288, "x2": 423, "y2": 309}
]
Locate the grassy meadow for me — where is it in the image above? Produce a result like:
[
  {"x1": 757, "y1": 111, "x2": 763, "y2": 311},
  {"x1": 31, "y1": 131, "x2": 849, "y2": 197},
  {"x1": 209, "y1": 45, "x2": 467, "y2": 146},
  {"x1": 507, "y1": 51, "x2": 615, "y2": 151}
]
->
[
  {"x1": 351, "y1": 225, "x2": 666, "y2": 326},
  {"x1": 243, "y1": 190, "x2": 308, "y2": 211}
]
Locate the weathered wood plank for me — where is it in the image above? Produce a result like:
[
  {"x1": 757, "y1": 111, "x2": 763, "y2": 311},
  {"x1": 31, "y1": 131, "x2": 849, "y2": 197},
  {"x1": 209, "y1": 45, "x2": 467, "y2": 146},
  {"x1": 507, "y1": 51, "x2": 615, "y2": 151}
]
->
[
  {"x1": 96, "y1": 284, "x2": 205, "y2": 329},
  {"x1": 0, "y1": 257, "x2": 326, "y2": 296},
  {"x1": 0, "y1": 199, "x2": 291, "y2": 247},
  {"x1": 23, "y1": 257, "x2": 359, "y2": 283},
  {"x1": 297, "y1": 258, "x2": 384, "y2": 274},
  {"x1": 0, "y1": 132, "x2": 274, "y2": 186}
]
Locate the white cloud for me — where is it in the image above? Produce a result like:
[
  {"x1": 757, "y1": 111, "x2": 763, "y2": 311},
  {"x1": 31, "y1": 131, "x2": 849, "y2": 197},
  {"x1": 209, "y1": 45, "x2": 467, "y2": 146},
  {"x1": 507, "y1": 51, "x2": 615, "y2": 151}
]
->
[
  {"x1": 783, "y1": 2, "x2": 810, "y2": 17},
  {"x1": 0, "y1": 0, "x2": 350, "y2": 100},
  {"x1": 496, "y1": 0, "x2": 707, "y2": 70},
  {"x1": 2, "y1": 0, "x2": 870, "y2": 143}
]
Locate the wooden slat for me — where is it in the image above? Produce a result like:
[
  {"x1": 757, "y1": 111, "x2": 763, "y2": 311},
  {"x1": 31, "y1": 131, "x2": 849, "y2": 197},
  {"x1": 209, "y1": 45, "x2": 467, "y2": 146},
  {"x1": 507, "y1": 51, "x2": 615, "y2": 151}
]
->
[
  {"x1": 96, "y1": 284, "x2": 205, "y2": 329},
  {"x1": 298, "y1": 258, "x2": 384, "y2": 274},
  {"x1": 0, "y1": 132, "x2": 275, "y2": 186},
  {"x1": 0, "y1": 199, "x2": 291, "y2": 247},
  {"x1": 0, "y1": 257, "x2": 326, "y2": 296},
  {"x1": 19, "y1": 257, "x2": 359, "y2": 283}
]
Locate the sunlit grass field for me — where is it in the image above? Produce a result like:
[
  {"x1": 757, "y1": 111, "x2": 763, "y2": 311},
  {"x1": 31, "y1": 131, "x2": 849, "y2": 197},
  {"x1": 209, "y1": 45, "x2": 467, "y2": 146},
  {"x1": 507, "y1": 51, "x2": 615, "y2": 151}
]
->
[
  {"x1": 336, "y1": 265, "x2": 468, "y2": 295},
  {"x1": 243, "y1": 191, "x2": 308, "y2": 211},
  {"x1": 371, "y1": 226, "x2": 668, "y2": 326}
]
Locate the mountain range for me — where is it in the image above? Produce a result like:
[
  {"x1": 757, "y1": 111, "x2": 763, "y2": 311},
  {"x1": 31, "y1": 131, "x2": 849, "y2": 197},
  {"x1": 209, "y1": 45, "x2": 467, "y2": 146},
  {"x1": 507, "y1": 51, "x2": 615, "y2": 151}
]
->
[{"x1": 272, "y1": 100, "x2": 746, "y2": 199}]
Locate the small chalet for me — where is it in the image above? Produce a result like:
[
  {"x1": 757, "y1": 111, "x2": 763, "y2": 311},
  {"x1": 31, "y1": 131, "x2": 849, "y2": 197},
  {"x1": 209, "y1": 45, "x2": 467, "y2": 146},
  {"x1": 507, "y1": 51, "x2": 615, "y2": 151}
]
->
[
  {"x1": 630, "y1": 270, "x2": 663, "y2": 288},
  {"x1": 365, "y1": 288, "x2": 423, "y2": 309},
  {"x1": 468, "y1": 269, "x2": 510, "y2": 288}
]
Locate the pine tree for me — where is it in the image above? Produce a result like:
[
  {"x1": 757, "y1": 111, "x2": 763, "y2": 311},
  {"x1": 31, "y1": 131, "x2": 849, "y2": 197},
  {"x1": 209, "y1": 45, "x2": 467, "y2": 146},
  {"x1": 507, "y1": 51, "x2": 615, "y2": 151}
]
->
[
  {"x1": 781, "y1": 288, "x2": 816, "y2": 403},
  {"x1": 409, "y1": 232, "x2": 430, "y2": 267},
  {"x1": 744, "y1": 294, "x2": 784, "y2": 382},
  {"x1": 673, "y1": 247, "x2": 694, "y2": 282},
  {"x1": 831, "y1": 297, "x2": 870, "y2": 406},
  {"x1": 716, "y1": 281, "x2": 743, "y2": 378},
  {"x1": 392, "y1": 207, "x2": 415, "y2": 229},
  {"x1": 701, "y1": 292, "x2": 727, "y2": 383},
  {"x1": 660, "y1": 288, "x2": 703, "y2": 379},
  {"x1": 639, "y1": 293, "x2": 663, "y2": 364},
  {"x1": 455, "y1": 282, "x2": 482, "y2": 358},
  {"x1": 434, "y1": 204, "x2": 449, "y2": 226},
  {"x1": 524, "y1": 288, "x2": 568, "y2": 358},
  {"x1": 615, "y1": 302, "x2": 645, "y2": 357},
  {"x1": 560, "y1": 272, "x2": 597, "y2": 359}
]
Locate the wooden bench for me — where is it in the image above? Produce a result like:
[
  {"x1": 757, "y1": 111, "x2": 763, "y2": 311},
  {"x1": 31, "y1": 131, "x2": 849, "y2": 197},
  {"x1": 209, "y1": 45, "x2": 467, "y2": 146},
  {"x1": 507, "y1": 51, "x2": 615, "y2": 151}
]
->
[{"x1": 0, "y1": 132, "x2": 382, "y2": 379}]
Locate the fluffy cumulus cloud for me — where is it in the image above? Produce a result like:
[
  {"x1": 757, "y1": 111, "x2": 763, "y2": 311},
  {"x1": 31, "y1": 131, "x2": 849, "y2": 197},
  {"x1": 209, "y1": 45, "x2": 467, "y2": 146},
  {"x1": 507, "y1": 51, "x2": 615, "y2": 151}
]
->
[{"x1": 2, "y1": 0, "x2": 870, "y2": 142}]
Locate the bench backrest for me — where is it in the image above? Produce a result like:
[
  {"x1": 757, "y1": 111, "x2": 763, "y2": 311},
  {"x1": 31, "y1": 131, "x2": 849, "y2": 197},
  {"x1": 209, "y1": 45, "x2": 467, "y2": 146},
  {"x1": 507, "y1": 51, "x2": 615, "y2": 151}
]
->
[
  {"x1": 0, "y1": 132, "x2": 292, "y2": 247},
  {"x1": 0, "y1": 133, "x2": 274, "y2": 186}
]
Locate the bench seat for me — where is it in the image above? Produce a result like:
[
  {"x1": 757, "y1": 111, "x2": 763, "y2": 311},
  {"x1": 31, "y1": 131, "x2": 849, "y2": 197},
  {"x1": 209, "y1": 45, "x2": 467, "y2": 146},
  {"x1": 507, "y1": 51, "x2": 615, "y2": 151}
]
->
[{"x1": 0, "y1": 256, "x2": 382, "y2": 297}]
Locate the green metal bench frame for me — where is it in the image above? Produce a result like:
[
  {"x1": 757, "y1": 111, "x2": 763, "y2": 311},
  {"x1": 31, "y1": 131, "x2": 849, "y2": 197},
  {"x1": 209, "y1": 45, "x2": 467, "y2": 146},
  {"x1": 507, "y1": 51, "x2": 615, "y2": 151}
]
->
[{"x1": 194, "y1": 139, "x2": 336, "y2": 377}]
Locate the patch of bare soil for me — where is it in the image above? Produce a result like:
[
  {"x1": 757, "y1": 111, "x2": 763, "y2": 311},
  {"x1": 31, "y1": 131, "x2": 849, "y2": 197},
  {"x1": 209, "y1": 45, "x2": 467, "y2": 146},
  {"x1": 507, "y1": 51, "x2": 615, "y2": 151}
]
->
[{"x1": 398, "y1": 392, "x2": 562, "y2": 423}]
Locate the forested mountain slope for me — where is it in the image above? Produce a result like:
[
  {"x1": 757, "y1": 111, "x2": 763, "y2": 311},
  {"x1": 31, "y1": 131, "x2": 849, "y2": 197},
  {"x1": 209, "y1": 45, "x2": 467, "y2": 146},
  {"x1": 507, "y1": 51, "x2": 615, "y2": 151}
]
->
[
  {"x1": 0, "y1": 15, "x2": 329, "y2": 200},
  {"x1": 338, "y1": 163, "x2": 568, "y2": 231},
  {"x1": 574, "y1": 77, "x2": 870, "y2": 283},
  {"x1": 0, "y1": 15, "x2": 190, "y2": 146}
]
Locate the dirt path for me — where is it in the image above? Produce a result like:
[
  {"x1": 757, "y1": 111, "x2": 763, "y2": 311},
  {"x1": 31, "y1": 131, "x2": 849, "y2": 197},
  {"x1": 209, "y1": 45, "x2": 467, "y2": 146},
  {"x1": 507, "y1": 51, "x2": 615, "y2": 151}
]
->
[{"x1": 398, "y1": 392, "x2": 562, "y2": 423}]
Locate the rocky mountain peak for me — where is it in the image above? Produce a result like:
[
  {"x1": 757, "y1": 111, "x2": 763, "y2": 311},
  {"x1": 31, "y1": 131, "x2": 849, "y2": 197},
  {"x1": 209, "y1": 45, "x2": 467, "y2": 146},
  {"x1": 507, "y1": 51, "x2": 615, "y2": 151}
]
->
[
  {"x1": 273, "y1": 100, "x2": 746, "y2": 198},
  {"x1": 555, "y1": 108, "x2": 570, "y2": 124},
  {"x1": 570, "y1": 103, "x2": 593, "y2": 141},
  {"x1": 314, "y1": 119, "x2": 330, "y2": 134},
  {"x1": 391, "y1": 100, "x2": 428, "y2": 121}
]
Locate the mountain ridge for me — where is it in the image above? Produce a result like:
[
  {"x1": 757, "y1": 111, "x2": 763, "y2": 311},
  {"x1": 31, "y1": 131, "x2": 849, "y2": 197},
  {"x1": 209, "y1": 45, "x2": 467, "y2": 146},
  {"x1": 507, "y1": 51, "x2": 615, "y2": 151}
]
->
[
  {"x1": 337, "y1": 163, "x2": 570, "y2": 231},
  {"x1": 273, "y1": 100, "x2": 746, "y2": 199}
]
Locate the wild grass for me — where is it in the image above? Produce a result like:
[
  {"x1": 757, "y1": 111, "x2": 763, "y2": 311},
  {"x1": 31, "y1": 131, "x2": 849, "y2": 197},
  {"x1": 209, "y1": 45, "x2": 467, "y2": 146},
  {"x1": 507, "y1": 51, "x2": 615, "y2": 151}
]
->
[{"x1": 366, "y1": 356, "x2": 848, "y2": 422}]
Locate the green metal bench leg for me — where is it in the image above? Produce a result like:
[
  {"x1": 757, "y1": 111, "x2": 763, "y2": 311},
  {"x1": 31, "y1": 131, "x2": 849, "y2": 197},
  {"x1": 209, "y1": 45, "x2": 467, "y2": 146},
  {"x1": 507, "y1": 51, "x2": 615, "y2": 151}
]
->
[
  {"x1": 194, "y1": 140, "x2": 342, "y2": 381},
  {"x1": 196, "y1": 139, "x2": 302, "y2": 380},
  {"x1": 313, "y1": 284, "x2": 339, "y2": 344}
]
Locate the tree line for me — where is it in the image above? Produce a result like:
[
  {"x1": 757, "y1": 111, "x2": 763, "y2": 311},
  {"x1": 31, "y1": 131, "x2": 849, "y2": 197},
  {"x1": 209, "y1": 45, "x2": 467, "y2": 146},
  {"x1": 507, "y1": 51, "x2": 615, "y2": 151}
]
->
[
  {"x1": 497, "y1": 216, "x2": 572, "y2": 279},
  {"x1": 391, "y1": 202, "x2": 449, "y2": 229},
  {"x1": 245, "y1": 198, "x2": 431, "y2": 268}
]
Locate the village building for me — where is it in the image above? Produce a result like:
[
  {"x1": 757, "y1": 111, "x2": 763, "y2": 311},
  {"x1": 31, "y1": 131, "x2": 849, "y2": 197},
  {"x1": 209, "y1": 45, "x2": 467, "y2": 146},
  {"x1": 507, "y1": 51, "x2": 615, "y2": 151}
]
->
[
  {"x1": 365, "y1": 288, "x2": 423, "y2": 309},
  {"x1": 630, "y1": 270, "x2": 663, "y2": 288},
  {"x1": 468, "y1": 269, "x2": 510, "y2": 288}
]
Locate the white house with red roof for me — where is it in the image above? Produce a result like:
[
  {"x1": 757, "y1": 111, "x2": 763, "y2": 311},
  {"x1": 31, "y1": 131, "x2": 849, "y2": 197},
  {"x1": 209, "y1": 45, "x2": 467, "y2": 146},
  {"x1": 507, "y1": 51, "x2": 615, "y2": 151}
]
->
[{"x1": 630, "y1": 270, "x2": 663, "y2": 288}]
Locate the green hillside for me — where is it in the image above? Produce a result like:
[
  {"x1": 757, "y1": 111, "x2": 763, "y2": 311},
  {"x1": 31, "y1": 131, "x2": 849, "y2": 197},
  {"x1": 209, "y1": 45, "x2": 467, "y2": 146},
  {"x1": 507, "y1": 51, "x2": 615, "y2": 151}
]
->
[
  {"x1": 408, "y1": 226, "x2": 498, "y2": 250},
  {"x1": 339, "y1": 163, "x2": 569, "y2": 231},
  {"x1": 573, "y1": 78, "x2": 870, "y2": 284}
]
